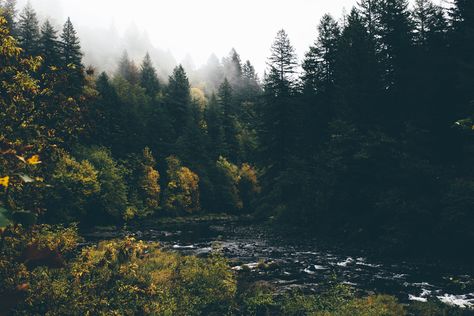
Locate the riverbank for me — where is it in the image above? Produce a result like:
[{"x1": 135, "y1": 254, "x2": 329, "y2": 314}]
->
[
  {"x1": 79, "y1": 214, "x2": 474, "y2": 310},
  {"x1": 1, "y1": 224, "x2": 471, "y2": 315}
]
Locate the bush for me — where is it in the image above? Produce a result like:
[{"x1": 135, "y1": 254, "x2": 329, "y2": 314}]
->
[
  {"x1": 0, "y1": 225, "x2": 236, "y2": 315},
  {"x1": 76, "y1": 147, "x2": 129, "y2": 222},
  {"x1": 216, "y1": 156, "x2": 243, "y2": 212},
  {"x1": 163, "y1": 156, "x2": 200, "y2": 213},
  {"x1": 47, "y1": 151, "x2": 100, "y2": 222}
]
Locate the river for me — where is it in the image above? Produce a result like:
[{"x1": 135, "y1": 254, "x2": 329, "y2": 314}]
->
[{"x1": 83, "y1": 216, "x2": 474, "y2": 309}]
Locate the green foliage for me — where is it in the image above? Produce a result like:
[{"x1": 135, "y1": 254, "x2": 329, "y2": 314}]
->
[
  {"x1": 216, "y1": 156, "x2": 242, "y2": 212},
  {"x1": 0, "y1": 227, "x2": 236, "y2": 316},
  {"x1": 48, "y1": 151, "x2": 100, "y2": 221},
  {"x1": 163, "y1": 156, "x2": 200, "y2": 213},
  {"x1": 48, "y1": 148, "x2": 129, "y2": 223},
  {"x1": 77, "y1": 147, "x2": 129, "y2": 221}
]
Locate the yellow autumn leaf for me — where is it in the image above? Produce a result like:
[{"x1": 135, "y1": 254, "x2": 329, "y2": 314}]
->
[
  {"x1": 0, "y1": 176, "x2": 9, "y2": 188},
  {"x1": 27, "y1": 155, "x2": 42, "y2": 165}
]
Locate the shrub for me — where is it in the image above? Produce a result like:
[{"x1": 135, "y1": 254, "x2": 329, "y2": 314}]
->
[
  {"x1": 0, "y1": 225, "x2": 236, "y2": 315},
  {"x1": 163, "y1": 156, "x2": 200, "y2": 213},
  {"x1": 48, "y1": 151, "x2": 100, "y2": 222}
]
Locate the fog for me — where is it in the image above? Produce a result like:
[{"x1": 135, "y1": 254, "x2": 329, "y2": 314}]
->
[{"x1": 16, "y1": 0, "x2": 445, "y2": 79}]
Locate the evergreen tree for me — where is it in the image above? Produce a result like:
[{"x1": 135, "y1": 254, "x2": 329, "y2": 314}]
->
[
  {"x1": 205, "y1": 93, "x2": 225, "y2": 159},
  {"x1": 357, "y1": 0, "x2": 380, "y2": 37},
  {"x1": 376, "y1": 0, "x2": 413, "y2": 90},
  {"x1": 375, "y1": 0, "x2": 414, "y2": 128},
  {"x1": 166, "y1": 65, "x2": 192, "y2": 138},
  {"x1": 218, "y1": 79, "x2": 240, "y2": 160},
  {"x1": 222, "y1": 48, "x2": 243, "y2": 88},
  {"x1": 117, "y1": 50, "x2": 139, "y2": 84},
  {"x1": 17, "y1": 3, "x2": 39, "y2": 56},
  {"x1": 302, "y1": 14, "x2": 340, "y2": 94},
  {"x1": 260, "y1": 29, "x2": 298, "y2": 193},
  {"x1": 39, "y1": 20, "x2": 61, "y2": 69},
  {"x1": 241, "y1": 60, "x2": 261, "y2": 101},
  {"x1": 60, "y1": 17, "x2": 84, "y2": 95},
  {"x1": 265, "y1": 29, "x2": 298, "y2": 96},
  {"x1": 140, "y1": 52, "x2": 160, "y2": 97},
  {"x1": 336, "y1": 8, "x2": 382, "y2": 124}
]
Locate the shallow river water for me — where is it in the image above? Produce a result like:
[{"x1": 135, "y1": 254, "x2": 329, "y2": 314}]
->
[{"x1": 84, "y1": 217, "x2": 474, "y2": 309}]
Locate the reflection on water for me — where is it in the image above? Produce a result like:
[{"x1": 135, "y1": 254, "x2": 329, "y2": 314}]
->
[{"x1": 84, "y1": 218, "x2": 474, "y2": 309}]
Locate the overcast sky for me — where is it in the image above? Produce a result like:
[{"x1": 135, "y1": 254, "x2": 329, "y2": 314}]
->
[{"x1": 16, "y1": 0, "x2": 444, "y2": 75}]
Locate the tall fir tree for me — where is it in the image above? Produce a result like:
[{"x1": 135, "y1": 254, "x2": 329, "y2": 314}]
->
[
  {"x1": 260, "y1": 29, "x2": 298, "y2": 192},
  {"x1": 117, "y1": 50, "x2": 139, "y2": 84},
  {"x1": 205, "y1": 93, "x2": 226, "y2": 159},
  {"x1": 335, "y1": 8, "x2": 382, "y2": 125},
  {"x1": 17, "y1": 3, "x2": 39, "y2": 56},
  {"x1": 222, "y1": 48, "x2": 243, "y2": 89},
  {"x1": 166, "y1": 65, "x2": 192, "y2": 138},
  {"x1": 241, "y1": 60, "x2": 260, "y2": 101},
  {"x1": 302, "y1": 14, "x2": 340, "y2": 95},
  {"x1": 218, "y1": 78, "x2": 240, "y2": 160},
  {"x1": 60, "y1": 17, "x2": 84, "y2": 95},
  {"x1": 39, "y1": 20, "x2": 61, "y2": 69},
  {"x1": 140, "y1": 52, "x2": 160, "y2": 97}
]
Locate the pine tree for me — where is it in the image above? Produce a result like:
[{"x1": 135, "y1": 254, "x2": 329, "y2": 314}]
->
[
  {"x1": 117, "y1": 50, "x2": 139, "y2": 84},
  {"x1": 302, "y1": 14, "x2": 340, "y2": 94},
  {"x1": 336, "y1": 8, "x2": 382, "y2": 124},
  {"x1": 357, "y1": 0, "x2": 381, "y2": 37},
  {"x1": 222, "y1": 48, "x2": 243, "y2": 88},
  {"x1": 140, "y1": 52, "x2": 160, "y2": 97},
  {"x1": 218, "y1": 79, "x2": 240, "y2": 159},
  {"x1": 265, "y1": 29, "x2": 298, "y2": 96},
  {"x1": 17, "y1": 3, "x2": 39, "y2": 56},
  {"x1": 261, "y1": 29, "x2": 298, "y2": 179},
  {"x1": 205, "y1": 93, "x2": 226, "y2": 158},
  {"x1": 376, "y1": 0, "x2": 413, "y2": 90},
  {"x1": 166, "y1": 65, "x2": 191, "y2": 138},
  {"x1": 60, "y1": 17, "x2": 84, "y2": 95},
  {"x1": 61, "y1": 17, "x2": 82, "y2": 66},
  {"x1": 39, "y1": 20, "x2": 61, "y2": 69},
  {"x1": 241, "y1": 60, "x2": 261, "y2": 101}
]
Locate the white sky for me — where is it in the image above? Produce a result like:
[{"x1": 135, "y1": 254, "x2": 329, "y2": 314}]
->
[{"x1": 16, "y1": 0, "x2": 444, "y2": 75}]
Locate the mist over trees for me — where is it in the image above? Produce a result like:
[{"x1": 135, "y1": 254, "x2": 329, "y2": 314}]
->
[{"x1": 1, "y1": 0, "x2": 474, "y2": 259}]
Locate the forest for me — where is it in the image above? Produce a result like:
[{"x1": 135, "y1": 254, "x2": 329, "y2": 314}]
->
[{"x1": 1, "y1": 0, "x2": 474, "y2": 314}]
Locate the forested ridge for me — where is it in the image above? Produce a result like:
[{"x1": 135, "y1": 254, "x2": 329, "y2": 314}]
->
[{"x1": 1, "y1": 0, "x2": 474, "y2": 258}]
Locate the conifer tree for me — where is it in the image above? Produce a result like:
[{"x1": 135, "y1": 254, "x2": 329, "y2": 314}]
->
[
  {"x1": 60, "y1": 17, "x2": 84, "y2": 95},
  {"x1": 223, "y1": 48, "x2": 243, "y2": 89},
  {"x1": 166, "y1": 65, "x2": 191, "y2": 138},
  {"x1": 117, "y1": 51, "x2": 139, "y2": 84},
  {"x1": 218, "y1": 79, "x2": 240, "y2": 160},
  {"x1": 260, "y1": 29, "x2": 298, "y2": 183},
  {"x1": 39, "y1": 20, "x2": 61, "y2": 69},
  {"x1": 241, "y1": 60, "x2": 261, "y2": 101},
  {"x1": 302, "y1": 14, "x2": 340, "y2": 94},
  {"x1": 140, "y1": 53, "x2": 160, "y2": 97},
  {"x1": 336, "y1": 8, "x2": 382, "y2": 124},
  {"x1": 206, "y1": 93, "x2": 226, "y2": 158},
  {"x1": 17, "y1": 3, "x2": 39, "y2": 56}
]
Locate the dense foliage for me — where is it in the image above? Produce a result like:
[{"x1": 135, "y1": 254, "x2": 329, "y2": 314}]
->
[
  {"x1": 1, "y1": 225, "x2": 467, "y2": 315},
  {"x1": 1, "y1": 0, "x2": 474, "y2": 255},
  {"x1": 1, "y1": 0, "x2": 474, "y2": 313}
]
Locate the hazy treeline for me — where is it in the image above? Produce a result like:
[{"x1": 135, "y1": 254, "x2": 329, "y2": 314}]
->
[{"x1": 1, "y1": 0, "x2": 474, "y2": 259}]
